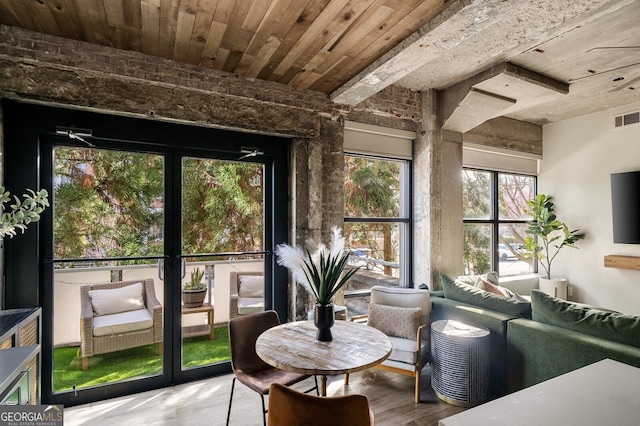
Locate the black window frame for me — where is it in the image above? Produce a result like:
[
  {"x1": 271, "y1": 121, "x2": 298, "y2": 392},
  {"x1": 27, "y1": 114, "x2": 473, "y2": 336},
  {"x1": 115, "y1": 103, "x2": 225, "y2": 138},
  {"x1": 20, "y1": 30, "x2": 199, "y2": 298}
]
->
[
  {"x1": 462, "y1": 167, "x2": 537, "y2": 276},
  {"x1": 343, "y1": 152, "x2": 413, "y2": 287}
]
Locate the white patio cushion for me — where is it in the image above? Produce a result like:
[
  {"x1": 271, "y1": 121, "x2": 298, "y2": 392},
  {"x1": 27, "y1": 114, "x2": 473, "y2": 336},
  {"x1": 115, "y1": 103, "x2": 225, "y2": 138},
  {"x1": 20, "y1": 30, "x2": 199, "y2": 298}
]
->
[
  {"x1": 238, "y1": 275, "x2": 264, "y2": 298},
  {"x1": 238, "y1": 298, "x2": 264, "y2": 316},
  {"x1": 93, "y1": 308, "x2": 153, "y2": 337},
  {"x1": 89, "y1": 282, "x2": 145, "y2": 316}
]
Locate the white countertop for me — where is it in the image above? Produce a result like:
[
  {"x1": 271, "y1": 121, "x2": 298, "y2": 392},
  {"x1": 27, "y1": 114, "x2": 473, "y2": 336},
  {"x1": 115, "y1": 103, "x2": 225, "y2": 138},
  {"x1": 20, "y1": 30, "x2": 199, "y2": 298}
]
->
[{"x1": 439, "y1": 358, "x2": 640, "y2": 426}]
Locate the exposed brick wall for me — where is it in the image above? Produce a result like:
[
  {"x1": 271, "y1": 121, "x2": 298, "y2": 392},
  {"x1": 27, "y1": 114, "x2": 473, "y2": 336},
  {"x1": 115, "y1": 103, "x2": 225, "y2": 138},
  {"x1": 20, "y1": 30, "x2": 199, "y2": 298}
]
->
[
  {"x1": 0, "y1": 24, "x2": 421, "y2": 127},
  {"x1": 351, "y1": 85, "x2": 422, "y2": 122}
]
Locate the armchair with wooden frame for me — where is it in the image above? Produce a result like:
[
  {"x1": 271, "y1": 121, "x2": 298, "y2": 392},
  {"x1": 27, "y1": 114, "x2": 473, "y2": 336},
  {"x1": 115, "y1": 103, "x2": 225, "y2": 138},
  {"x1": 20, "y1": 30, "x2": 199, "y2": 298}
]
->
[{"x1": 347, "y1": 285, "x2": 431, "y2": 403}]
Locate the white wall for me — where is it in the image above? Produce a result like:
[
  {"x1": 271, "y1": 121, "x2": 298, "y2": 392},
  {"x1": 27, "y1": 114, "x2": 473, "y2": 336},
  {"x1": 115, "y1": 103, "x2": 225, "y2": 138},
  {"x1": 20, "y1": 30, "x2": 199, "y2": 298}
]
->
[{"x1": 541, "y1": 100, "x2": 640, "y2": 314}]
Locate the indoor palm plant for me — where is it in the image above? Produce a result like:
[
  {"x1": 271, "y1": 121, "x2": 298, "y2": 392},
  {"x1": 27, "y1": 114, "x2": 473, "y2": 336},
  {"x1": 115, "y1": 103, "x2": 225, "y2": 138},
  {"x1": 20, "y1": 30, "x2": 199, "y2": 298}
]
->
[
  {"x1": 275, "y1": 226, "x2": 359, "y2": 341},
  {"x1": 520, "y1": 194, "x2": 585, "y2": 297}
]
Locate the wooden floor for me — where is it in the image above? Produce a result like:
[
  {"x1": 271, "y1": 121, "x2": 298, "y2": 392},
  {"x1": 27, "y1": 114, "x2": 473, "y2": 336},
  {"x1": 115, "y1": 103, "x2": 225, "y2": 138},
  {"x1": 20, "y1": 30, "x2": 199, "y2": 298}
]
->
[{"x1": 64, "y1": 367, "x2": 465, "y2": 425}]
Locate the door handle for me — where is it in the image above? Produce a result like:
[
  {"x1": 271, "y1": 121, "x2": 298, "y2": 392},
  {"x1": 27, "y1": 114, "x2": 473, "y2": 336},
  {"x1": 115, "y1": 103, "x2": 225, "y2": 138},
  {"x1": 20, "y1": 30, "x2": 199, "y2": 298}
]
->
[{"x1": 157, "y1": 259, "x2": 164, "y2": 281}]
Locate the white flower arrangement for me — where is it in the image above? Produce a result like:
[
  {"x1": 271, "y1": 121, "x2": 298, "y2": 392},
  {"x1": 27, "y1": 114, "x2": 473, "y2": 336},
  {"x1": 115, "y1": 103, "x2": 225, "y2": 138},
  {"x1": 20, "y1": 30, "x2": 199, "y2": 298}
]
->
[{"x1": 275, "y1": 226, "x2": 359, "y2": 306}]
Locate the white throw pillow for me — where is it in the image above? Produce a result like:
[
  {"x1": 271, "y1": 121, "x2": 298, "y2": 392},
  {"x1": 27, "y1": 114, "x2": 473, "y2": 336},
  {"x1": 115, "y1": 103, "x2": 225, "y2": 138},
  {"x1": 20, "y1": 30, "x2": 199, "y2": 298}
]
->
[
  {"x1": 238, "y1": 275, "x2": 264, "y2": 298},
  {"x1": 89, "y1": 282, "x2": 145, "y2": 316},
  {"x1": 368, "y1": 303, "x2": 422, "y2": 340}
]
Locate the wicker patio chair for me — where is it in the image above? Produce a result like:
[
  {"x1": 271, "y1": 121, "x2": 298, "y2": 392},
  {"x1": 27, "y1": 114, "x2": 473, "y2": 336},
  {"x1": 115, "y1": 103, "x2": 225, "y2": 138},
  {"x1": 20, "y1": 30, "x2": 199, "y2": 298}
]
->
[
  {"x1": 229, "y1": 271, "x2": 264, "y2": 319},
  {"x1": 80, "y1": 278, "x2": 163, "y2": 371}
]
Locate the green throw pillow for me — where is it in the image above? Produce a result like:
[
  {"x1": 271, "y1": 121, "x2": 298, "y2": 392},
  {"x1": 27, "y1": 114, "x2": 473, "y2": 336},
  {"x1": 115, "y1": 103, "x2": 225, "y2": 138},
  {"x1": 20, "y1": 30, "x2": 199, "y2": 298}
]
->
[
  {"x1": 441, "y1": 275, "x2": 531, "y2": 318},
  {"x1": 530, "y1": 290, "x2": 640, "y2": 348}
]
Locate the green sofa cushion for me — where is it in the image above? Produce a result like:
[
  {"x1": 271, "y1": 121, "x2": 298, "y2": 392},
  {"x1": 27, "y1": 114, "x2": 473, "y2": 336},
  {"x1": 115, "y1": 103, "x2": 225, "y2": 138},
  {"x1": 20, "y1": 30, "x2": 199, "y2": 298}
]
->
[
  {"x1": 530, "y1": 290, "x2": 640, "y2": 348},
  {"x1": 441, "y1": 275, "x2": 531, "y2": 319}
]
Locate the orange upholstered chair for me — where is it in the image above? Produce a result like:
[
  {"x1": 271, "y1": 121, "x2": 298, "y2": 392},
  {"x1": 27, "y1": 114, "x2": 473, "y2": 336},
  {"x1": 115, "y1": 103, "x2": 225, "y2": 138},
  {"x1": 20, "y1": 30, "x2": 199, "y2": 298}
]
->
[{"x1": 268, "y1": 383, "x2": 374, "y2": 426}]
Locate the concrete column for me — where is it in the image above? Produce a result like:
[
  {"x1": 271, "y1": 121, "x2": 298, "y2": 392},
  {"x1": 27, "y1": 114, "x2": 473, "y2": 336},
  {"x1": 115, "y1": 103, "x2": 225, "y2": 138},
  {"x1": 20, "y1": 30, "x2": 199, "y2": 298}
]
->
[
  {"x1": 414, "y1": 90, "x2": 464, "y2": 290},
  {"x1": 290, "y1": 115, "x2": 345, "y2": 319},
  {"x1": 320, "y1": 116, "x2": 345, "y2": 307}
]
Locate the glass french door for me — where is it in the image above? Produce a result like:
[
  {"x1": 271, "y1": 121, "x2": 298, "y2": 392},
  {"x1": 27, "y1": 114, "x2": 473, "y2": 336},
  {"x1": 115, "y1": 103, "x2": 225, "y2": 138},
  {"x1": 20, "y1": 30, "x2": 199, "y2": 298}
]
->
[
  {"x1": 178, "y1": 155, "x2": 266, "y2": 372},
  {"x1": 2, "y1": 102, "x2": 289, "y2": 407},
  {"x1": 43, "y1": 139, "x2": 274, "y2": 405},
  {"x1": 49, "y1": 145, "x2": 167, "y2": 398}
]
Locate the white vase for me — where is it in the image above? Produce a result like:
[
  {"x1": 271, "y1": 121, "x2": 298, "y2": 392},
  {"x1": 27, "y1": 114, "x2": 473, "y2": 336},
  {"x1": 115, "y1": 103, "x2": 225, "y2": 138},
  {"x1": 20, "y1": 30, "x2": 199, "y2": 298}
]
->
[{"x1": 539, "y1": 277, "x2": 568, "y2": 300}]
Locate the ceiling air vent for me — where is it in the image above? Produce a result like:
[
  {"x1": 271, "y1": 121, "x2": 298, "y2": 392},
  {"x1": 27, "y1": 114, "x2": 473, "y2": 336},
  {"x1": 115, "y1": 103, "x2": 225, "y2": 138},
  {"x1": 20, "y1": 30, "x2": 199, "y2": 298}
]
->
[{"x1": 614, "y1": 111, "x2": 640, "y2": 128}]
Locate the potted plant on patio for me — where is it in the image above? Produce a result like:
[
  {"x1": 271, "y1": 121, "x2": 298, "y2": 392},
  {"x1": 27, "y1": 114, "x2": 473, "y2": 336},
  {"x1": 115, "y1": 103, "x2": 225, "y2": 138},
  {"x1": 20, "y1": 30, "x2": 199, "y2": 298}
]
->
[
  {"x1": 275, "y1": 226, "x2": 359, "y2": 341},
  {"x1": 520, "y1": 194, "x2": 585, "y2": 298},
  {"x1": 183, "y1": 267, "x2": 207, "y2": 308}
]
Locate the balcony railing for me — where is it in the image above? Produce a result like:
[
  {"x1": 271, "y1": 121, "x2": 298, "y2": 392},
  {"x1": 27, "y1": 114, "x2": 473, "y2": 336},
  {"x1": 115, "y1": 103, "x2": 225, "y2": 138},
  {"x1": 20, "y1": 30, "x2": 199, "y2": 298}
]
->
[{"x1": 52, "y1": 259, "x2": 263, "y2": 347}]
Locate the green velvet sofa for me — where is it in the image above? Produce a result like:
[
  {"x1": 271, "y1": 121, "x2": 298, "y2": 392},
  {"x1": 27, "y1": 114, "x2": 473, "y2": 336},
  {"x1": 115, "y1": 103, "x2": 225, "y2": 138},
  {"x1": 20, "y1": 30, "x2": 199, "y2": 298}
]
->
[
  {"x1": 431, "y1": 275, "x2": 640, "y2": 399},
  {"x1": 506, "y1": 290, "x2": 640, "y2": 392}
]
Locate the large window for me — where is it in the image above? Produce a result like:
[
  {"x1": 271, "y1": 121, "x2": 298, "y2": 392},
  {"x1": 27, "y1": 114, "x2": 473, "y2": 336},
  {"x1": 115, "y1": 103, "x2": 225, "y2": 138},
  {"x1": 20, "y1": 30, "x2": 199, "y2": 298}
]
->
[
  {"x1": 343, "y1": 155, "x2": 411, "y2": 301},
  {"x1": 463, "y1": 168, "x2": 536, "y2": 276}
]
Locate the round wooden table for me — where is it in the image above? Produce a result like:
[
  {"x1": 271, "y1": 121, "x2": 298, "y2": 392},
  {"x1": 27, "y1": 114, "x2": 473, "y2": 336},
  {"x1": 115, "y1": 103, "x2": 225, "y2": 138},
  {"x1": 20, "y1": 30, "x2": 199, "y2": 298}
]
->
[{"x1": 256, "y1": 320, "x2": 392, "y2": 396}]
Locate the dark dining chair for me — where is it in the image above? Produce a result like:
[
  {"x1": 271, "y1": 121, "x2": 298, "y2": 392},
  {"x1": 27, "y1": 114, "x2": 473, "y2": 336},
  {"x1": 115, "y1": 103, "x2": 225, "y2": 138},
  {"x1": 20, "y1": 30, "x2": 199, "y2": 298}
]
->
[
  {"x1": 267, "y1": 383, "x2": 374, "y2": 426},
  {"x1": 226, "y1": 310, "x2": 318, "y2": 426}
]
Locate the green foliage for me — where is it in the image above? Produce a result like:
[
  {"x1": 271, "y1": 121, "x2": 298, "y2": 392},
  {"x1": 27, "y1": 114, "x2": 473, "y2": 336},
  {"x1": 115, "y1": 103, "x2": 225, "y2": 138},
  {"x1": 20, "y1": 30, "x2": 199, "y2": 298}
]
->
[
  {"x1": 181, "y1": 159, "x2": 264, "y2": 254},
  {"x1": 463, "y1": 223, "x2": 491, "y2": 274},
  {"x1": 0, "y1": 187, "x2": 49, "y2": 238},
  {"x1": 302, "y1": 249, "x2": 360, "y2": 306},
  {"x1": 344, "y1": 157, "x2": 399, "y2": 217},
  {"x1": 462, "y1": 170, "x2": 491, "y2": 273},
  {"x1": 53, "y1": 148, "x2": 264, "y2": 264},
  {"x1": 54, "y1": 148, "x2": 164, "y2": 262},
  {"x1": 276, "y1": 227, "x2": 360, "y2": 306},
  {"x1": 462, "y1": 170, "x2": 490, "y2": 219},
  {"x1": 344, "y1": 157, "x2": 400, "y2": 274},
  {"x1": 520, "y1": 194, "x2": 586, "y2": 279}
]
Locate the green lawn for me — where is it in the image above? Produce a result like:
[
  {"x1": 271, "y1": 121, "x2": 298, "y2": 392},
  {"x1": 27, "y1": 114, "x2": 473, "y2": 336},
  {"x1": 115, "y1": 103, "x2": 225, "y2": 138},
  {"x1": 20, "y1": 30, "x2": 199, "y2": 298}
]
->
[{"x1": 53, "y1": 326, "x2": 230, "y2": 392}]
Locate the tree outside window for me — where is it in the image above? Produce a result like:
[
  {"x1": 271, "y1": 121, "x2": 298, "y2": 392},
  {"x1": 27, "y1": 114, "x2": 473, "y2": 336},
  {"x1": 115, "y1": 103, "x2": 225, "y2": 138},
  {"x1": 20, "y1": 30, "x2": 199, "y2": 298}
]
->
[
  {"x1": 53, "y1": 147, "x2": 265, "y2": 266},
  {"x1": 343, "y1": 155, "x2": 410, "y2": 286},
  {"x1": 463, "y1": 168, "x2": 536, "y2": 276}
]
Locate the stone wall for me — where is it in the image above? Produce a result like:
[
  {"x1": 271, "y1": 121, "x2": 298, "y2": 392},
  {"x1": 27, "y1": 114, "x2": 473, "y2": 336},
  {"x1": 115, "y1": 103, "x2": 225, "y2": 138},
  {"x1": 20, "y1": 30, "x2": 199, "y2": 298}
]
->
[{"x1": 0, "y1": 24, "x2": 421, "y2": 316}]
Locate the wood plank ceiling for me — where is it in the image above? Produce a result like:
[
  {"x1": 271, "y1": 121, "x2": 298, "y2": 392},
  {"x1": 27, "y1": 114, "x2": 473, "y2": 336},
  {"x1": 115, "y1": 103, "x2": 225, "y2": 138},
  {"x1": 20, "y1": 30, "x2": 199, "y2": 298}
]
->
[{"x1": 0, "y1": 0, "x2": 455, "y2": 94}]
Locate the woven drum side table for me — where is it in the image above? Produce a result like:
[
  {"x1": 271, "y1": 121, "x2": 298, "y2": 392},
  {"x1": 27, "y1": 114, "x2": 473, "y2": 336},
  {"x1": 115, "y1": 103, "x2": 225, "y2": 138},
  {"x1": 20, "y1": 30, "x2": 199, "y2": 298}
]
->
[{"x1": 431, "y1": 319, "x2": 490, "y2": 407}]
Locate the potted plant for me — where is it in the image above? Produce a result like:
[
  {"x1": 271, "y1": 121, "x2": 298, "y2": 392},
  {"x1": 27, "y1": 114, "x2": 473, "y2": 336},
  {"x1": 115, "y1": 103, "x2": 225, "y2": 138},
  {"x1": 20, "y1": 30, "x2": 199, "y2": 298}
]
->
[
  {"x1": 183, "y1": 267, "x2": 207, "y2": 308},
  {"x1": 275, "y1": 226, "x2": 359, "y2": 341},
  {"x1": 520, "y1": 194, "x2": 585, "y2": 298}
]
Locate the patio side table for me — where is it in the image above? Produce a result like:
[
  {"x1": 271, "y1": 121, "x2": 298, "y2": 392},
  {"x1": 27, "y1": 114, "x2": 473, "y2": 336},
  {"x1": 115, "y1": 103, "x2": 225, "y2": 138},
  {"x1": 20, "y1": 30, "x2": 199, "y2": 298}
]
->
[
  {"x1": 431, "y1": 319, "x2": 490, "y2": 407},
  {"x1": 182, "y1": 303, "x2": 215, "y2": 340}
]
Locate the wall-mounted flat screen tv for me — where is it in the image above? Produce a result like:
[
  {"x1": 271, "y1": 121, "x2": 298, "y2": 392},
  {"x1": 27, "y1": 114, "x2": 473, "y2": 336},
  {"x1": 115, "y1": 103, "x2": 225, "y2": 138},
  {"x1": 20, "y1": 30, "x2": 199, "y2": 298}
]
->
[{"x1": 611, "y1": 171, "x2": 640, "y2": 244}]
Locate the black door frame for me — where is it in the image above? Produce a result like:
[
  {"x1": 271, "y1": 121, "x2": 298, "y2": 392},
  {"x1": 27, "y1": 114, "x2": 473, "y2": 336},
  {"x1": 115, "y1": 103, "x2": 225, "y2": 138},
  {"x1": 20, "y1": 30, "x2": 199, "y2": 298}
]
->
[{"x1": 2, "y1": 100, "x2": 290, "y2": 406}]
